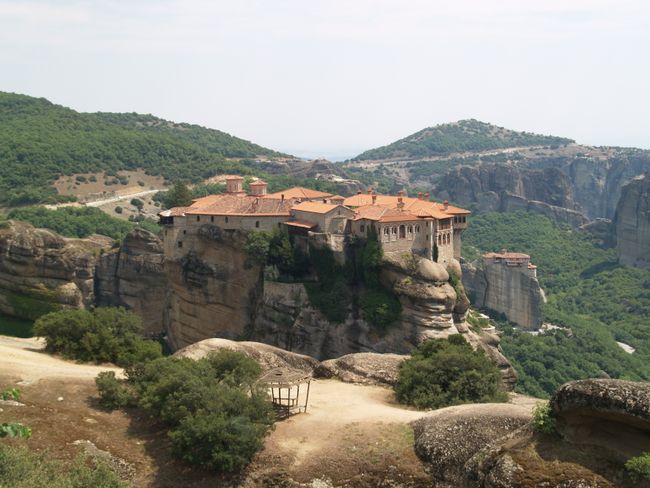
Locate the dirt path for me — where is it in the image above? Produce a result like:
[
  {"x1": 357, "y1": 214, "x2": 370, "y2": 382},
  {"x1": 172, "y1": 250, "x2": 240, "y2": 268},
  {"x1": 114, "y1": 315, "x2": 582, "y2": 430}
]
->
[{"x1": 0, "y1": 335, "x2": 122, "y2": 383}]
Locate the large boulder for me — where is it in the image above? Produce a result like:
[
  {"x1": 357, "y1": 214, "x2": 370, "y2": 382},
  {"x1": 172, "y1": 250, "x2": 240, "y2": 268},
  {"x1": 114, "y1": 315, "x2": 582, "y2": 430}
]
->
[
  {"x1": 315, "y1": 352, "x2": 407, "y2": 386},
  {"x1": 412, "y1": 404, "x2": 531, "y2": 488},
  {"x1": 174, "y1": 338, "x2": 319, "y2": 374},
  {"x1": 551, "y1": 379, "x2": 650, "y2": 459}
]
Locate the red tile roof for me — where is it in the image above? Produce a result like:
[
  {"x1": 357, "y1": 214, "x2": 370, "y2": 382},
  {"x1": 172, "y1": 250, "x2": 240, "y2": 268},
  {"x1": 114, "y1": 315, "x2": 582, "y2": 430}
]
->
[
  {"x1": 265, "y1": 187, "x2": 333, "y2": 200},
  {"x1": 183, "y1": 194, "x2": 292, "y2": 216},
  {"x1": 292, "y1": 201, "x2": 341, "y2": 214}
]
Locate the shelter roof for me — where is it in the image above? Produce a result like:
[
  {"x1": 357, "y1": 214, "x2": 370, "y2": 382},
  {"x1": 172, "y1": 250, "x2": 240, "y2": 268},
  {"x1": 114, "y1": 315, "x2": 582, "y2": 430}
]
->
[{"x1": 258, "y1": 367, "x2": 312, "y2": 387}]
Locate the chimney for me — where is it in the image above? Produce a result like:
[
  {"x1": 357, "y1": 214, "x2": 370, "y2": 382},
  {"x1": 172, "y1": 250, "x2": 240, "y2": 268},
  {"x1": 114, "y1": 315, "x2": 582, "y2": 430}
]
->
[
  {"x1": 443, "y1": 200, "x2": 449, "y2": 210},
  {"x1": 397, "y1": 196, "x2": 404, "y2": 211},
  {"x1": 357, "y1": 190, "x2": 362, "y2": 195},
  {"x1": 424, "y1": 192, "x2": 430, "y2": 201},
  {"x1": 367, "y1": 188, "x2": 373, "y2": 194},
  {"x1": 281, "y1": 194, "x2": 285, "y2": 202},
  {"x1": 418, "y1": 192, "x2": 423, "y2": 200},
  {"x1": 372, "y1": 194, "x2": 377, "y2": 205},
  {"x1": 398, "y1": 190, "x2": 404, "y2": 197}
]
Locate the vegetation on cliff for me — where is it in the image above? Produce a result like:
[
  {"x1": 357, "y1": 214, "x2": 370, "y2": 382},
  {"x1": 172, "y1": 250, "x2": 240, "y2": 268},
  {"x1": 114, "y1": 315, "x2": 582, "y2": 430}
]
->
[
  {"x1": 395, "y1": 334, "x2": 506, "y2": 409},
  {"x1": 98, "y1": 350, "x2": 274, "y2": 472},
  {"x1": 0, "y1": 92, "x2": 286, "y2": 205},
  {"x1": 463, "y1": 212, "x2": 650, "y2": 397},
  {"x1": 5, "y1": 206, "x2": 159, "y2": 240},
  {"x1": 34, "y1": 307, "x2": 162, "y2": 368},
  {"x1": 352, "y1": 119, "x2": 573, "y2": 161}
]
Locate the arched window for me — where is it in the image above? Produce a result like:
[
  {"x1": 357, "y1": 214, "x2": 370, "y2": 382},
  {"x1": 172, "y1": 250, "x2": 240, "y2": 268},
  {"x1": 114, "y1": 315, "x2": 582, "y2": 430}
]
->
[
  {"x1": 415, "y1": 225, "x2": 420, "y2": 233},
  {"x1": 196, "y1": 216, "x2": 200, "y2": 222},
  {"x1": 255, "y1": 221, "x2": 260, "y2": 228},
  {"x1": 407, "y1": 225, "x2": 413, "y2": 240},
  {"x1": 360, "y1": 224, "x2": 365, "y2": 233},
  {"x1": 225, "y1": 216, "x2": 229, "y2": 224},
  {"x1": 399, "y1": 225, "x2": 406, "y2": 239}
]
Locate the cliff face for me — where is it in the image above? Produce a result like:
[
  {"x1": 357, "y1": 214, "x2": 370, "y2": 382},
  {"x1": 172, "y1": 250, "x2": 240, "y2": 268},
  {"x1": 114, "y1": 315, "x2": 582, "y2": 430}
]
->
[
  {"x1": 614, "y1": 172, "x2": 650, "y2": 270},
  {"x1": 0, "y1": 220, "x2": 112, "y2": 319},
  {"x1": 163, "y1": 225, "x2": 263, "y2": 350},
  {"x1": 95, "y1": 228, "x2": 167, "y2": 334},
  {"x1": 462, "y1": 259, "x2": 544, "y2": 330},
  {"x1": 434, "y1": 151, "x2": 650, "y2": 224},
  {"x1": 253, "y1": 253, "x2": 517, "y2": 389}
]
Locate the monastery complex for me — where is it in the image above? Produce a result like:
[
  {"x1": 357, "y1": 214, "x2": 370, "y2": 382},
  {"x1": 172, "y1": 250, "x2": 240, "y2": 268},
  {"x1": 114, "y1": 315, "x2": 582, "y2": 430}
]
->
[{"x1": 159, "y1": 176, "x2": 470, "y2": 265}]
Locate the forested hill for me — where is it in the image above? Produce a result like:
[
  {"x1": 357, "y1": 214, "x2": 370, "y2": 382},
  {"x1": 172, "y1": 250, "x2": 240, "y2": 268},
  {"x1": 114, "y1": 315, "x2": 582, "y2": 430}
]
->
[
  {"x1": 352, "y1": 119, "x2": 574, "y2": 161},
  {"x1": 0, "y1": 92, "x2": 288, "y2": 205}
]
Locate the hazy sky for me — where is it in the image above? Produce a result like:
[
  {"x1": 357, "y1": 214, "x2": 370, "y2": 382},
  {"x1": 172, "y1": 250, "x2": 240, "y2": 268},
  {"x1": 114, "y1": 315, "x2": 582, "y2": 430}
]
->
[{"x1": 1, "y1": 1, "x2": 649, "y2": 160}]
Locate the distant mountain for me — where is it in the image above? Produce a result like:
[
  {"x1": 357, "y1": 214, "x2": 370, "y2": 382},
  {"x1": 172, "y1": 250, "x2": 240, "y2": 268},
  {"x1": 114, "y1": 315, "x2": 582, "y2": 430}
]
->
[
  {"x1": 0, "y1": 92, "x2": 288, "y2": 205},
  {"x1": 352, "y1": 119, "x2": 574, "y2": 161}
]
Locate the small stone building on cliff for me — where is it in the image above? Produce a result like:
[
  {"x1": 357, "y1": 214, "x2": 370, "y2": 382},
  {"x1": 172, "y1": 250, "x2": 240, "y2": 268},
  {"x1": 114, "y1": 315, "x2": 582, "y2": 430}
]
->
[{"x1": 159, "y1": 177, "x2": 470, "y2": 265}]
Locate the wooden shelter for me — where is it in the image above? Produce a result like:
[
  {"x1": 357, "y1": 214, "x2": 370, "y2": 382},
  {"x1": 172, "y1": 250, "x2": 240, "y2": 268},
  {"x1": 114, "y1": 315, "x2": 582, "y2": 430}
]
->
[{"x1": 258, "y1": 367, "x2": 312, "y2": 419}]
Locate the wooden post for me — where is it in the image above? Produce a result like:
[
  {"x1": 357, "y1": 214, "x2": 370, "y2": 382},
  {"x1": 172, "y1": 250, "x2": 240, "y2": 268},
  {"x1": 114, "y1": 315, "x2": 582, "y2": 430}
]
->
[{"x1": 304, "y1": 380, "x2": 311, "y2": 413}]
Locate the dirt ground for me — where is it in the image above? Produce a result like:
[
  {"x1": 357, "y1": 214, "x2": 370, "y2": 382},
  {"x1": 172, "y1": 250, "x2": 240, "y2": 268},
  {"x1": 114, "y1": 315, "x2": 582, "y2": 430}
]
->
[
  {"x1": 53, "y1": 170, "x2": 166, "y2": 201},
  {"x1": 0, "y1": 336, "x2": 535, "y2": 487}
]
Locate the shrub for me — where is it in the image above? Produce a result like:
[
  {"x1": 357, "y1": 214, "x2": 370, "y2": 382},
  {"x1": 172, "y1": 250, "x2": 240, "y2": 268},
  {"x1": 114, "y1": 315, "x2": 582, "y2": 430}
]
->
[
  {"x1": 123, "y1": 350, "x2": 274, "y2": 472},
  {"x1": 34, "y1": 307, "x2": 162, "y2": 367},
  {"x1": 114, "y1": 206, "x2": 123, "y2": 214},
  {"x1": 625, "y1": 452, "x2": 650, "y2": 481},
  {"x1": 0, "y1": 444, "x2": 128, "y2": 487},
  {"x1": 1, "y1": 388, "x2": 20, "y2": 401},
  {"x1": 130, "y1": 198, "x2": 144, "y2": 210},
  {"x1": 95, "y1": 371, "x2": 132, "y2": 409},
  {"x1": 531, "y1": 402, "x2": 557, "y2": 435},
  {"x1": 395, "y1": 334, "x2": 506, "y2": 409},
  {"x1": 0, "y1": 422, "x2": 31, "y2": 439},
  {"x1": 360, "y1": 287, "x2": 401, "y2": 333}
]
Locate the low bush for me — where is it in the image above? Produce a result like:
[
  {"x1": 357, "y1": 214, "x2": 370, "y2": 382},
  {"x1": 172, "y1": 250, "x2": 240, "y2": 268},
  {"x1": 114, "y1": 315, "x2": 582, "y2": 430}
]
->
[
  {"x1": 117, "y1": 349, "x2": 274, "y2": 472},
  {"x1": 34, "y1": 307, "x2": 162, "y2": 368},
  {"x1": 95, "y1": 371, "x2": 132, "y2": 409},
  {"x1": 625, "y1": 452, "x2": 650, "y2": 482},
  {"x1": 531, "y1": 402, "x2": 557, "y2": 435},
  {"x1": 0, "y1": 388, "x2": 20, "y2": 401},
  {"x1": 395, "y1": 334, "x2": 507, "y2": 409},
  {"x1": 0, "y1": 422, "x2": 31, "y2": 439},
  {"x1": 0, "y1": 444, "x2": 128, "y2": 488},
  {"x1": 360, "y1": 287, "x2": 401, "y2": 333}
]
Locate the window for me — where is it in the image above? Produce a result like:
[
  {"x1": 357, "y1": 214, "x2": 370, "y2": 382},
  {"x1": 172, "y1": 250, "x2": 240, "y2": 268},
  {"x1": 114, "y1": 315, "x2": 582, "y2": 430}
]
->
[
  {"x1": 407, "y1": 225, "x2": 413, "y2": 240},
  {"x1": 415, "y1": 225, "x2": 420, "y2": 233},
  {"x1": 183, "y1": 230, "x2": 187, "y2": 235},
  {"x1": 399, "y1": 225, "x2": 406, "y2": 239},
  {"x1": 225, "y1": 217, "x2": 229, "y2": 224},
  {"x1": 255, "y1": 221, "x2": 260, "y2": 228},
  {"x1": 196, "y1": 216, "x2": 200, "y2": 222},
  {"x1": 178, "y1": 241, "x2": 183, "y2": 248},
  {"x1": 211, "y1": 216, "x2": 214, "y2": 223},
  {"x1": 360, "y1": 224, "x2": 365, "y2": 233}
]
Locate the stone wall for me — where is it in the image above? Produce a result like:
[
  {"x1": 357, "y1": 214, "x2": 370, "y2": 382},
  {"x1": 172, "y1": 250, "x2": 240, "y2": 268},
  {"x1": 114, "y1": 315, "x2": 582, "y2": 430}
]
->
[{"x1": 462, "y1": 258, "x2": 545, "y2": 330}]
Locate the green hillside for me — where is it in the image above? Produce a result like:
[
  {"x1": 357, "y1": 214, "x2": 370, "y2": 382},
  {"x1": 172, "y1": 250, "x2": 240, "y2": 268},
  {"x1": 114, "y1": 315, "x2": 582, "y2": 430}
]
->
[
  {"x1": 463, "y1": 212, "x2": 650, "y2": 398},
  {"x1": 353, "y1": 119, "x2": 573, "y2": 161},
  {"x1": 0, "y1": 92, "x2": 288, "y2": 205}
]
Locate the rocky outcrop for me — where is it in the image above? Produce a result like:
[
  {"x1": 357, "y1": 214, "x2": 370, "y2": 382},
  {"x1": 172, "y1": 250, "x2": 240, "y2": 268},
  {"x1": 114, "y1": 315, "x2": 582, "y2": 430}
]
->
[
  {"x1": 0, "y1": 220, "x2": 112, "y2": 320},
  {"x1": 315, "y1": 352, "x2": 407, "y2": 386},
  {"x1": 465, "y1": 379, "x2": 650, "y2": 487},
  {"x1": 174, "y1": 337, "x2": 319, "y2": 373},
  {"x1": 412, "y1": 404, "x2": 531, "y2": 488},
  {"x1": 434, "y1": 150, "x2": 650, "y2": 224},
  {"x1": 95, "y1": 229, "x2": 167, "y2": 334},
  {"x1": 551, "y1": 379, "x2": 650, "y2": 460},
  {"x1": 164, "y1": 226, "x2": 264, "y2": 350},
  {"x1": 462, "y1": 258, "x2": 545, "y2": 330},
  {"x1": 614, "y1": 172, "x2": 650, "y2": 270}
]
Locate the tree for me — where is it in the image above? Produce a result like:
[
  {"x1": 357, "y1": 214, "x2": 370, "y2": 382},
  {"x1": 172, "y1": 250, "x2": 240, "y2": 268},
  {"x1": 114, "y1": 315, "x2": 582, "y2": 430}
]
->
[{"x1": 165, "y1": 182, "x2": 193, "y2": 208}]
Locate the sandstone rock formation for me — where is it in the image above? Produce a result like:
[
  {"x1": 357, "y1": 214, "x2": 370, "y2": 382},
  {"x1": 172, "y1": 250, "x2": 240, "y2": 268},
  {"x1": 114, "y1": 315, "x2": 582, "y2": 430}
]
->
[
  {"x1": 551, "y1": 379, "x2": 650, "y2": 460},
  {"x1": 163, "y1": 226, "x2": 263, "y2": 350},
  {"x1": 95, "y1": 228, "x2": 166, "y2": 334},
  {"x1": 465, "y1": 379, "x2": 650, "y2": 487},
  {"x1": 315, "y1": 352, "x2": 407, "y2": 386},
  {"x1": 462, "y1": 258, "x2": 545, "y2": 330},
  {"x1": 174, "y1": 337, "x2": 319, "y2": 373},
  {"x1": 614, "y1": 172, "x2": 650, "y2": 270},
  {"x1": 412, "y1": 404, "x2": 531, "y2": 488},
  {"x1": 0, "y1": 220, "x2": 112, "y2": 320},
  {"x1": 434, "y1": 150, "x2": 650, "y2": 224}
]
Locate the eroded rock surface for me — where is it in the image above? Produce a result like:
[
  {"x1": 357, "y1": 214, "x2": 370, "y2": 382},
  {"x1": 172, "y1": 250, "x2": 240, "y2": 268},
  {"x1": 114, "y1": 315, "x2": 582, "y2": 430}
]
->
[
  {"x1": 615, "y1": 172, "x2": 650, "y2": 270},
  {"x1": 0, "y1": 220, "x2": 112, "y2": 319},
  {"x1": 315, "y1": 352, "x2": 407, "y2": 386},
  {"x1": 95, "y1": 228, "x2": 166, "y2": 334},
  {"x1": 174, "y1": 337, "x2": 319, "y2": 373}
]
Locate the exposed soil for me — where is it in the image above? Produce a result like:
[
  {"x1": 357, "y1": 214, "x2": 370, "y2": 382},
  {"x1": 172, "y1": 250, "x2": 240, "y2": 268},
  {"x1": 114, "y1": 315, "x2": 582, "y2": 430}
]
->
[{"x1": 53, "y1": 169, "x2": 166, "y2": 201}]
